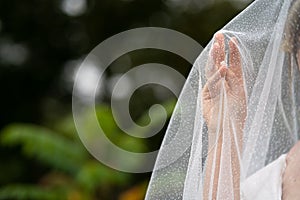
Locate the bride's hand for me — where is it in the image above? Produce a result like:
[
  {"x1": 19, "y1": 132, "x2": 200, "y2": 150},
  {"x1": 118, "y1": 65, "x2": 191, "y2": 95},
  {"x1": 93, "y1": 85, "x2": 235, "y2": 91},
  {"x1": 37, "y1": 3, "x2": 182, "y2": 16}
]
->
[{"x1": 202, "y1": 32, "x2": 247, "y2": 134}]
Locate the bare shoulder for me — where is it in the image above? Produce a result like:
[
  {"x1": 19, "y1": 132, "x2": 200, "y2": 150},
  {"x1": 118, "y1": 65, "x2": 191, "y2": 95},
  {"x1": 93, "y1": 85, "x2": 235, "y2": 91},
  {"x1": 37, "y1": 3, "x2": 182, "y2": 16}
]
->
[
  {"x1": 286, "y1": 141, "x2": 300, "y2": 163},
  {"x1": 282, "y1": 141, "x2": 300, "y2": 200}
]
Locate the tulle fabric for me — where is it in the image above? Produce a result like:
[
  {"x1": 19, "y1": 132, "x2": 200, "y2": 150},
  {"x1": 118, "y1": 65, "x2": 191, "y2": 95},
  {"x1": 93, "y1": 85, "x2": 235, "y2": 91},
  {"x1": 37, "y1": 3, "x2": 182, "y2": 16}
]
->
[
  {"x1": 145, "y1": 0, "x2": 300, "y2": 199},
  {"x1": 241, "y1": 154, "x2": 287, "y2": 200}
]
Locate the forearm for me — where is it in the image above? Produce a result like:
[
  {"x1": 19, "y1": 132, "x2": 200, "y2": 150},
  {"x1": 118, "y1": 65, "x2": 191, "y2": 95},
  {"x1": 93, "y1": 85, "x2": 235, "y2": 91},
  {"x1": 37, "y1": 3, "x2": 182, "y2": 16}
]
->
[
  {"x1": 203, "y1": 123, "x2": 243, "y2": 200},
  {"x1": 203, "y1": 131, "x2": 222, "y2": 200}
]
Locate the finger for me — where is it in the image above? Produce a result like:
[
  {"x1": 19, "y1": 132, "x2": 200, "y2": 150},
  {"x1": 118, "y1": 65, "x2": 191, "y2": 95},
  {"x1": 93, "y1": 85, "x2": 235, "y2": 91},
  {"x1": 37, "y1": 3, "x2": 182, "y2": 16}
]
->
[
  {"x1": 215, "y1": 32, "x2": 225, "y2": 66},
  {"x1": 208, "y1": 65, "x2": 227, "y2": 84},
  {"x1": 229, "y1": 37, "x2": 241, "y2": 66},
  {"x1": 229, "y1": 37, "x2": 242, "y2": 76},
  {"x1": 225, "y1": 69, "x2": 237, "y2": 88},
  {"x1": 211, "y1": 42, "x2": 221, "y2": 67},
  {"x1": 215, "y1": 32, "x2": 225, "y2": 53},
  {"x1": 226, "y1": 68, "x2": 245, "y2": 93},
  {"x1": 204, "y1": 66, "x2": 227, "y2": 99},
  {"x1": 206, "y1": 42, "x2": 220, "y2": 78}
]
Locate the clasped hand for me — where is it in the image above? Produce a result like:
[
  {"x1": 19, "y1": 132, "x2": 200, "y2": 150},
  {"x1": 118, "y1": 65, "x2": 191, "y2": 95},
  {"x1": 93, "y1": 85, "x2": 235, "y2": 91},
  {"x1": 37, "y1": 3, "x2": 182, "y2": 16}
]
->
[{"x1": 202, "y1": 32, "x2": 247, "y2": 134}]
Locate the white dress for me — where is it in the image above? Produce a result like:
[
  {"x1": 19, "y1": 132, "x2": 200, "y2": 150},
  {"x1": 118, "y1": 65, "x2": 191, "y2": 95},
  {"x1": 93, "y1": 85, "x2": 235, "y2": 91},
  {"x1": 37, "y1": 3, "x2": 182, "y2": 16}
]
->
[{"x1": 241, "y1": 154, "x2": 287, "y2": 200}]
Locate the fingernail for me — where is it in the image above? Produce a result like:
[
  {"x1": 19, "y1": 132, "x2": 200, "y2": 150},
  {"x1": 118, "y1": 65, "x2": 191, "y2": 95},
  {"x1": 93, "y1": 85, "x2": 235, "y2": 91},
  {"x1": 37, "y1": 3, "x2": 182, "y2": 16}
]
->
[
  {"x1": 215, "y1": 32, "x2": 223, "y2": 38},
  {"x1": 220, "y1": 61, "x2": 227, "y2": 67}
]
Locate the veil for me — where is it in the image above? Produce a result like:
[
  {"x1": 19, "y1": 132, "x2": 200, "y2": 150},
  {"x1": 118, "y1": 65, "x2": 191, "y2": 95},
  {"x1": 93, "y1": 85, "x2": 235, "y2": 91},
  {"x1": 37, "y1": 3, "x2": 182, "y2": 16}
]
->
[{"x1": 145, "y1": 0, "x2": 300, "y2": 199}]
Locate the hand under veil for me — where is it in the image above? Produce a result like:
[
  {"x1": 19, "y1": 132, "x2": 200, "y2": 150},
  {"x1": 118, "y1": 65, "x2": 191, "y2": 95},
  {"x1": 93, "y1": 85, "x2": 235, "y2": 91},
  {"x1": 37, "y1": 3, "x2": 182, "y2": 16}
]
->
[
  {"x1": 201, "y1": 32, "x2": 247, "y2": 200},
  {"x1": 145, "y1": 0, "x2": 300, "y2": 199}
]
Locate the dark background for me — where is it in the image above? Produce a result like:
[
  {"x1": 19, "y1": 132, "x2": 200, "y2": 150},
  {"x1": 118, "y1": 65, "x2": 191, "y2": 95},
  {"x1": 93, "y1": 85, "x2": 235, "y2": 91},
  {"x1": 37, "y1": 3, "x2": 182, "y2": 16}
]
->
[{"x1": 0, "y1": 0, "x2": 251, "y2": 199}]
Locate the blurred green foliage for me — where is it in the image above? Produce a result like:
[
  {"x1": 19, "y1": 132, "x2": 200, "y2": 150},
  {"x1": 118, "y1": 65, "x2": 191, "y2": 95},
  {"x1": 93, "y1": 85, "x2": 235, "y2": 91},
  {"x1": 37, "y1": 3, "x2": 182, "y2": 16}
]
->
[{"x1": 0, "y1": 101, "x2": 175, "y2": 199}]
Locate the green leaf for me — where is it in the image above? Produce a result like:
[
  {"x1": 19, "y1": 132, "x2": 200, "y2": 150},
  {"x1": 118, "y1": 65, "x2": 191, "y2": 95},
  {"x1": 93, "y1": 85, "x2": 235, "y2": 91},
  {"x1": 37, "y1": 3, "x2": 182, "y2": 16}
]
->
[
  {"x1": 0, "y1": 185, "x2": 66, "y2": 200},
  {"x1": 51, "y1": 114, "x2": 79, "y2": 140},
  {"x1": 131, "y1": 99, "x2": 176, "y2": 137},
  {"x1": 1, "y1": 124, "x2": 89, "y2": 174},
  {"x1": 76, "y1": 161, "x2": 130, "y2": 192}
]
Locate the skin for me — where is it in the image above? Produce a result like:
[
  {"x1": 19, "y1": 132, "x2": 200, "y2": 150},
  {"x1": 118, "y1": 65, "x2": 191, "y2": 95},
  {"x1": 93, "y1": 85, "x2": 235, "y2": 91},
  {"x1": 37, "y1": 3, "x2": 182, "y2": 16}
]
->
[
  {"x1": 282, "y1": 141, "x2": 300, "y2": 200},
  {"x1": 282, "y1": 50, "x2": 300, "y2": 200},
  {"x1": 202, "y1": 32, "x2": 246, "y2": 200},
  {"x1": 202, "y1": 32, "x2": 300, "y2": 200}
]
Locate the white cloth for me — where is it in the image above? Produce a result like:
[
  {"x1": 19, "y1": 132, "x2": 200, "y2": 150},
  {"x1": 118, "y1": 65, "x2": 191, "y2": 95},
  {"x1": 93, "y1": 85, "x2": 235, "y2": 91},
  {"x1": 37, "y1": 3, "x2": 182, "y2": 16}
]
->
[
  {"x1": 145, "y1": 0, "x2": 300, "y2": 199},
  {"x1": 241, "y1": 154, "x2": 287, "y2": 200}
]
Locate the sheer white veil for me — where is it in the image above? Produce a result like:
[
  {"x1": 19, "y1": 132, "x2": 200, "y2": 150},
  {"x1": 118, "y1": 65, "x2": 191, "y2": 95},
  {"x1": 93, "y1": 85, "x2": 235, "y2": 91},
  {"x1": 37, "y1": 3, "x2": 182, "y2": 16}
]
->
[{"x1": 145, "y1": 0, "x2": 300, "y2": 199}]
